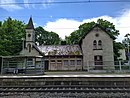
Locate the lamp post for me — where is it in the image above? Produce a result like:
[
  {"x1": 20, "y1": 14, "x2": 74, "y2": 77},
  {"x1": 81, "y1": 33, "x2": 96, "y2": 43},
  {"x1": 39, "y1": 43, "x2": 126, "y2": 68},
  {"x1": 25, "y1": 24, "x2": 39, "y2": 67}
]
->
[{"x1": 21, "y1": 38, "x2": 25, "y2": 55}]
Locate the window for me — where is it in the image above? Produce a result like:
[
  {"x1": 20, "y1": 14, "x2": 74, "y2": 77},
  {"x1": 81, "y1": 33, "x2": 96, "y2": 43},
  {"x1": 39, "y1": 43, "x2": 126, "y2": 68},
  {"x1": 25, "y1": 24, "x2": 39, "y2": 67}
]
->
[
  {"x1": 70, "y1": 60, "x2": 75, "y2": 65},
  {"x1": 28, "y1": 34, "x2": 31, "y2": 37},
  {"x1": 93, "y1": 40, "x2": 97, "y2": 49},
  {"x1": 57, "y1": 60, "x2": 62, "y2": 62},
  {"x1": 57, "y1": 60, "x2": 62, "y2": 63},
  {"x1": 27, "y1": 44, "x2": 31, "y2": 52},
  {"x1": 95, "y1": 33, "x2": 99, "y2": 37},
  {"x1": 93, "y1": 40, "x2": 102, "y2": 50},
  {"x1": 51, "y1": 60, "x2": 55, "y2": 63},
  {"x1": 27, "y1": 58, "x2": 33, "y2": 67},
  {"x1": 77, "y1": 60, "x2": 81, "y2": 65},
  {"x1": 98, "y1": 40, "x2": 102, "y2": 49},
  {"x1": 64, "y1": 60, "x2": 69, "y2": 65}
]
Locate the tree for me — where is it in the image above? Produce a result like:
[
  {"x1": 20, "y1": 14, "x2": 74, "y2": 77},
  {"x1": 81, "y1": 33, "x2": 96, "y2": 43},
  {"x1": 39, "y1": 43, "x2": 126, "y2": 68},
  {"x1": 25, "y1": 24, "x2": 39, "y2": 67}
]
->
[
  {"x1": 113, "y1": 42, "x2": 124, "y2": 60},
  {"x1": 0, "y1": 17, "x2": 26, "y2": 56},
  {"x1": 35, "y1": 26, "x2": 61, "y2": 45},
  {"x1": 66, "y1": 22, "x2": 95, "y2": 44},
  {"x1": 66, "y1": 19, "x2": 119, "y2": 44},
  {"x1": 122, "y1": 33, "x2": 130, "y2": 60},
  {"x1": 65, "y1": 19, "x2": 122, "y2": 60}
]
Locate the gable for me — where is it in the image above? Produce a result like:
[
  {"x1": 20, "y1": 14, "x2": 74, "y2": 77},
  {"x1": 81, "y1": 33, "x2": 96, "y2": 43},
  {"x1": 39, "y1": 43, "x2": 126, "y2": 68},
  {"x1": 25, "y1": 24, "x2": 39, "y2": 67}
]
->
[
  {"x1": 20, "y1": 45, "x2": 43, "y2": 56},
  {"x1": 79, "y1": 24, "x2": 115, "y2": 45},
  {"x1": 32, "y1": 45, "x2": 44, "y2": 56},
  {"x1": 86, "y1": 27, "x2": 114, "y2": 41}
]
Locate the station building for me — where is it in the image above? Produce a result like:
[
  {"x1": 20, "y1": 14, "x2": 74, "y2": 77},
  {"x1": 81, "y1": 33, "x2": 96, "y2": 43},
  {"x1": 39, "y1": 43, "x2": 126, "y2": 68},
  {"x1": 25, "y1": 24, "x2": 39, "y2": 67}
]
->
[{"x1": 20, "y1": 17, "x2": 114, "y2": 71}]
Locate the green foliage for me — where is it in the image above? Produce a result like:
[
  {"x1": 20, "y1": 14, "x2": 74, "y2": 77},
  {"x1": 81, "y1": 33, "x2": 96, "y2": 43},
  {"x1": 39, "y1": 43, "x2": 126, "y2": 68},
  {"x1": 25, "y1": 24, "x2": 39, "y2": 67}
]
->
[
  {"x1": 97, "y1": 19, "x2": 119, "y2": 37},
  {"x1": 113, "y1": 41, "x2": 124, "y2": 60},
  {"x1": 122, "y1": 34, "x2": 130, "y2": 60},
  {"x1": 35, "y1": 26, "x2": 61, "y2": 45},
  {"x1": 60, "y1": 40, "x2": 67, "y2": 45},
  {"x1": 66, "y1": 22, "x2": 95, "y2": 44},
  {"x1": 0, "y1": 17, "x2": 26, "y2": 56},
  {"x1": 122, "y1": 34, "x2": 130, "y2": 51},
  {"x1": 66, "y1": 19, "x2": 119, "y2": 45}
]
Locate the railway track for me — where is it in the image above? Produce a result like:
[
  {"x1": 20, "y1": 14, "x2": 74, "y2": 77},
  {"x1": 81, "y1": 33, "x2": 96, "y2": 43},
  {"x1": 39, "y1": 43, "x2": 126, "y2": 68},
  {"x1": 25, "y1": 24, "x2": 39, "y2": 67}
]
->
[
  {"x1": 0, "y1": 86, "x2": 130, "y2": 98},
  {"x1": 0, "y1": 86, "x2": 130, "y2": 93},
  {"x1": 0, "y1": 75, "x2": 130, "y2": 97}
]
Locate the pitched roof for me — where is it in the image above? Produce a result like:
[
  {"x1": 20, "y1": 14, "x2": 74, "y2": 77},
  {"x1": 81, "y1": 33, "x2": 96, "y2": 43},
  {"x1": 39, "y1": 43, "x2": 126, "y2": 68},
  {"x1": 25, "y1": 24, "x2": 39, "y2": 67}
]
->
[
  {"x1": 32, "y1": 44, "x2": 44, "y2": 56},
  {"x1": 79, "y1": 23, "x2": 116, "y2": 45},
  {"x1": 38, "y1": 45, "x2": 82, "y2": 56},
  {"x1": 26, "y1": 17, "x2": 34, "y2": 29}
]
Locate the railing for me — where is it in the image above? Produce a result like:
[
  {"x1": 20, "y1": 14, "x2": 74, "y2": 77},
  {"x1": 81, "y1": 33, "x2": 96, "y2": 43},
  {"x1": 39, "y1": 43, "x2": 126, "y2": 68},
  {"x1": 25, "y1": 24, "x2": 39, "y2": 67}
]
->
[{"x1": 84, "y1": 61, "x2": 130, "y2": 72}]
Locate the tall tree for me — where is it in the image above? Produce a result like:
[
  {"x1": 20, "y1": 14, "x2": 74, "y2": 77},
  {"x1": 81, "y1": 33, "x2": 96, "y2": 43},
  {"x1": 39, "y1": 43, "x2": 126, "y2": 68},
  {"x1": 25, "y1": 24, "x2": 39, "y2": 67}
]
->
[
  {"x1": 35, "y1": 26, "x2": 61, "y2": 45},
  {"x1": 0, "y1": 17, "x2": 26, "y2": 56},
  {"x1": 65, "y1": 19, "x2": 122, "y2": 60},
  {"x1": 66, "y1": 22, "x2": 95, "y2": 44},
  {"x1": 122, "y1": 33, "x2": 130, "y2": 60}
]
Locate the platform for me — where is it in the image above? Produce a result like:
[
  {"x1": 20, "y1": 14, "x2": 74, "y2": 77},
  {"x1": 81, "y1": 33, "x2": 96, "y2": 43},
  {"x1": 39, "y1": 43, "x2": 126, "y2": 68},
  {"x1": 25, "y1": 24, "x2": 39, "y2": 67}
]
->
[{"x1": 0, "y1": 74, "x2": 130, "y2": 78}]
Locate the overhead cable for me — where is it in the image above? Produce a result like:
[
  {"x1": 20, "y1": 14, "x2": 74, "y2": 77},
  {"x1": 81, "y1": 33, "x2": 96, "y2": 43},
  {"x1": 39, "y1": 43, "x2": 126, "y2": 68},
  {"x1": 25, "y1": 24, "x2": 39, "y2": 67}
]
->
[{"x1": 0, "y1": 0, "x2": 130, "y2": 5}]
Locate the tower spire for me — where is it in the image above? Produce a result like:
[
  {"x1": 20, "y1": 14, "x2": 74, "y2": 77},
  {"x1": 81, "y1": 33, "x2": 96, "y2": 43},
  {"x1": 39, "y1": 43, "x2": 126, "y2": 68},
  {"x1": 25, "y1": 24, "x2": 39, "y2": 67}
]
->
[{"x1": 26, "y1": 17, "x2": 34, "y2": 29}]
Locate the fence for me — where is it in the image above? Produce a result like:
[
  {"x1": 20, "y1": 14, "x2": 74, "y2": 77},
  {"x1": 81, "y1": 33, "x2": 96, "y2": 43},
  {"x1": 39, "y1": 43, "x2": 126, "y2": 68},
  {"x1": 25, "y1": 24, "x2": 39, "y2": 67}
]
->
[{"x1": 84, "y1": 61, "x2": 130, "y2": 73}]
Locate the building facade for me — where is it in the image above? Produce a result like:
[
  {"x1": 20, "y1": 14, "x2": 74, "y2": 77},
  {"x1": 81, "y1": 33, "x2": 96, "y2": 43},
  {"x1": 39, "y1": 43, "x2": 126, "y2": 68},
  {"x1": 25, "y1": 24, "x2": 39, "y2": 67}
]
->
[
  {"x1": 21, "y1": 17, "x2": 114, "y2": 71},
  {"x1": 80, "y1": 25, "x2": 115, "y2": 70}
]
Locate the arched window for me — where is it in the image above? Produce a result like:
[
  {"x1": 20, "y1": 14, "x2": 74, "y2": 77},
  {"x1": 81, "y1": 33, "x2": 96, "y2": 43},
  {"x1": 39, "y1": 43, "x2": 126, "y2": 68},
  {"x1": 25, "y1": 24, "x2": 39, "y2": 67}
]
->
[
  {"x1": 27, "y1": 44, "x2": 31, "y2": 52},
  {"x1": 93, "y1": 40, "x2": 97, "y2": 49},
  {"x1": 98, "y1": 40, "x2": 102, "y2": 49}
]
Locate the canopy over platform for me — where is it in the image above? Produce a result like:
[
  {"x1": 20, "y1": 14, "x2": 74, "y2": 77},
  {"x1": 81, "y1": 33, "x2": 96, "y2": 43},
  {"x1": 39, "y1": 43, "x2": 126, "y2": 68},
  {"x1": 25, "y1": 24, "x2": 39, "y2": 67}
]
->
[{"x1": 0, "y1": 55, "x2": 44, "y2": 75}]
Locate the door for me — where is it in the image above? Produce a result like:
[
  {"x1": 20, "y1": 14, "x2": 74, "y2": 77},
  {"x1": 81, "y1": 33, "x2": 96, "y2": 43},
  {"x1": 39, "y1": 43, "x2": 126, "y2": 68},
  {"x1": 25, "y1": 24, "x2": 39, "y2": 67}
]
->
[
  {"x1": 94, "y1": 55, "x2": 103, "y2": 70},
  {"x1": 45, "y1": 60, "x2": 49, "y2": 70}
]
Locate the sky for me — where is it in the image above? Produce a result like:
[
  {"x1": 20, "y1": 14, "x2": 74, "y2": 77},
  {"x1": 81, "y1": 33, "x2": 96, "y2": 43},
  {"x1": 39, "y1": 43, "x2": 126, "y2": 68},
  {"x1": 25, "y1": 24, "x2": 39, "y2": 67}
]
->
[{"x1": 0, "y1": 0, "x2": 130, "y2": 42}]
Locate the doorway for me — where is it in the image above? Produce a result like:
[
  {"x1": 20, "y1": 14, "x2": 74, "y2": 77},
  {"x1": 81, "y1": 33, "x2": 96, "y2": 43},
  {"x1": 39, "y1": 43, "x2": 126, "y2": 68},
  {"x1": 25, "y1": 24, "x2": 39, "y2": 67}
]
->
[
  {"x1": 94, "y1": 55, "x2": 103, "y2": 70},
  {"x1": 45, "y1": 60, "x2": 49, "y2": 70}
]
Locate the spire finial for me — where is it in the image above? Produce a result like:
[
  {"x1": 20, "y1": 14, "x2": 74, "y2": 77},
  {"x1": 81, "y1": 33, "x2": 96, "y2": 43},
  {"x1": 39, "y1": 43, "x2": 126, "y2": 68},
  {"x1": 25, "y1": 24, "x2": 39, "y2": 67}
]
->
[{"x1": 26, "y1": 17, "x2": 34, "y2": 29}]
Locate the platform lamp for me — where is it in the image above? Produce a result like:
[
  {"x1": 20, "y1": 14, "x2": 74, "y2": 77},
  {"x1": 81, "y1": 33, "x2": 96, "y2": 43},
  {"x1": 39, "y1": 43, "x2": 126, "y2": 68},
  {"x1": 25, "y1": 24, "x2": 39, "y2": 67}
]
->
[{"x1": 21, "y1": 38, "x2": 25, "y2": 54}]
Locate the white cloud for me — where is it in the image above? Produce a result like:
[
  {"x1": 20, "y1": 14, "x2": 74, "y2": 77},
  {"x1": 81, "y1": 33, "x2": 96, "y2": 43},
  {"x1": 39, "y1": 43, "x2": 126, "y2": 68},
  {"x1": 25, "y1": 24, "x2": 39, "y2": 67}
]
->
[
  {"x1": 44, "y1": 19, "x2": 81, "y2": 39},
  {"x1": 116, "y1": 9, "x2": 130, "y2": 42},
  {"x1": 42, "y1": 0, "x2": 53, "y2": 8},
  {"x1": 44, "y1": 9, "x2": 130, "y2": 42},
  {"x1": 23, "y1": 0, "x2": 53, "y2": 9},
  {"x1": 0, "y1": 0, "x2": 23, "y2": 11},
  {"x1": 23, "y1": 0, "x2": 29, "y2": 8}
]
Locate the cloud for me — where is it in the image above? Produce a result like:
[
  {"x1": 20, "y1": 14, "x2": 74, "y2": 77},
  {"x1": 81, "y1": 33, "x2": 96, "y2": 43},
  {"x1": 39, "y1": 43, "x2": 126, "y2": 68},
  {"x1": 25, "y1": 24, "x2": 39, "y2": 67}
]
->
[
  {"x1": 44, "y1": 19, "x2": 81, "y2": 39},
  {"x1": 44, "y1": 9, "x2": 130, "y2": 42},
  {"x1": 0, "y1": 0, "x2": 23, "y2": 11},
  {"x1": 116, "y1": 9, "x2": 130, "y2": 42},
  {"x1": 23, "y1": 0, "x2": 53, "y2": 9},
  {"x1": 42, "y1": 0, "x2": 53, "y2": 8},
  {"x1": 23, "y1": 0, "x2": 29, "y2": 8}
]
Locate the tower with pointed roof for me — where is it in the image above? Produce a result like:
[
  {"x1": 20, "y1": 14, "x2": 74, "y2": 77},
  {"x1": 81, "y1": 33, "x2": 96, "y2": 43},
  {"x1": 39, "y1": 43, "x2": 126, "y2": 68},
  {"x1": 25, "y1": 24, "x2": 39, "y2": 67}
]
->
[
  {"x1": 20, "y1": 17, "x2": 43, "y2": 56},
  {"x1": 25, "y1": 17, "x2": 35, "y2": 53}
]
